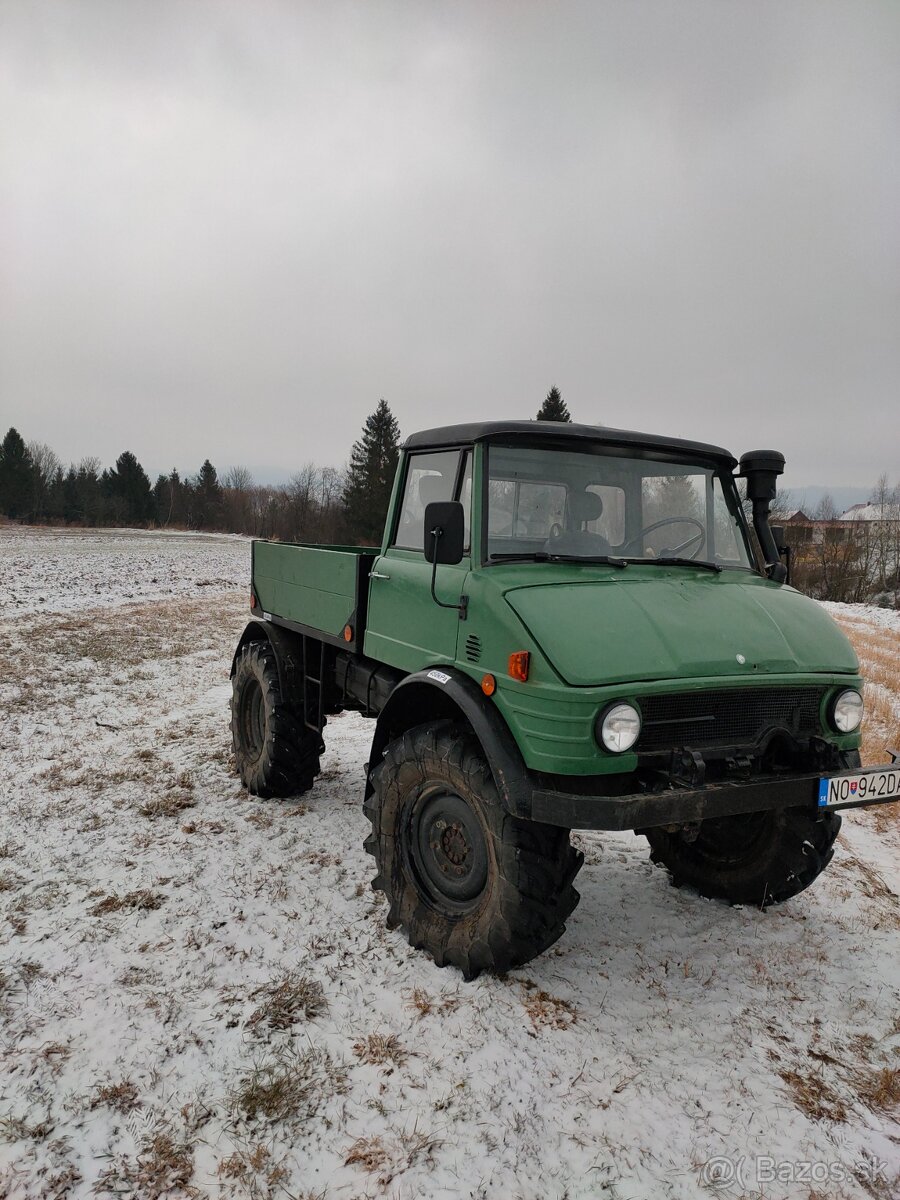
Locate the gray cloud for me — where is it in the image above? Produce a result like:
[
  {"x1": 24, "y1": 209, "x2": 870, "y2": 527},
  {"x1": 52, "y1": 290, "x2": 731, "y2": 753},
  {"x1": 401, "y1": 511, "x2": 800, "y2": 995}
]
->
[{"x1": 1, "y1": 0, "x2": 898, "y2": 487}]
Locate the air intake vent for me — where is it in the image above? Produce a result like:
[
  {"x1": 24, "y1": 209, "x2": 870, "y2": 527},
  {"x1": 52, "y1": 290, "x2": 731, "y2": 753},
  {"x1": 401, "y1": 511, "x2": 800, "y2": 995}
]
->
[{"x1": 465, "y1": 635, "x2": 482, "y2": 663}]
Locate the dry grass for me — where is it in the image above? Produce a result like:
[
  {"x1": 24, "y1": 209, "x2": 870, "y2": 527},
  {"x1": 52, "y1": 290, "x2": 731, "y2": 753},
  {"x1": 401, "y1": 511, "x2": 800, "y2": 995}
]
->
[
  {"x1": 521, "y1": 985, "x2": 577, "y2": 1031},
  {"x1": 90, "y1": 889, "x2": 164, "y2": 915},
  {"x1": 345, "y1": 1135, "x2": 390, "y2": 1173},
  {"x1": 90, "y1": 1080, "x2": 141, "y2": 1114},
  {"x1": 37, "y1": 1042, "x2": 71, "y2": 1074},
  {"x1": 246, "y1": 973, "x2": 327, "y2": 1032},
  {"x1": 137, "y1": 790, "x2": 197, "y2": 819},
  {"x1": 231, "y1": 1048, "x2": 348, "y2": 1122},
  {"x1": 855, "y1": 1066, "x2": 900, "y2": 1113},
  {"x1": 352, "y1": 1032, "x2": 409, "y2": 1066},
  {"x1": 17, "y1": 961, "x2": 43, "y2": 986},
  {"x1": 778, "y1": 1068, "x2": 848, "y2": 1123},
  {"x1": 217, "y1": 1144, "x2": 289, "y2": 1195},
  {"x1": 831, "y1": 616, "x2": 900, "y2": 764},
  {"x1": 95, "y1": 1130, "x2": 194, "y2": 1197},
  {"x1": 404, "y1": 986, "x2": 462, "y2": 1019},
  {"x1": 345, "y1": 1130, "x2": 440, "y2": 1186}
]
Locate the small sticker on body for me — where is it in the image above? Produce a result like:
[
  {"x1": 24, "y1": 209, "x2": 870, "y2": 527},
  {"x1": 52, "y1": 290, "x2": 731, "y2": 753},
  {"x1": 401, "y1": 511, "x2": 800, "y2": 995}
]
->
[{"x1": 427, "y1": 670, "x2": 452, "y2": 684}]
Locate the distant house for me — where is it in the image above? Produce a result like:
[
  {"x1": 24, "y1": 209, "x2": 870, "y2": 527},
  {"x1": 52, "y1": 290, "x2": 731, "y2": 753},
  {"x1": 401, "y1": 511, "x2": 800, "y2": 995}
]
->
[{"x1": 840, "y1": 501, "x2": 898, "y2": 522}]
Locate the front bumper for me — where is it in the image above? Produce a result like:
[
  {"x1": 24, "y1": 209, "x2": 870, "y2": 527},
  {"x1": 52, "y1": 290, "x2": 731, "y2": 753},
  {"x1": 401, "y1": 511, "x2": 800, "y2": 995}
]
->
[{"x1": 530, "y1": 761, "x2": 900, "y2": 831}]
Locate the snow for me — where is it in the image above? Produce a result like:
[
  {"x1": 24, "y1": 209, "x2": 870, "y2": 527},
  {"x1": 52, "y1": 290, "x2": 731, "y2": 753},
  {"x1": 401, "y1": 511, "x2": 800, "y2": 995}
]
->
[
  {"x1": 1, "y1": 528, "x2": 898, "y2": 1199},
  {"x1": 0, "y1": 525, "x2": 248, "y2": 618},
  {"x1": 823, "y1": 600, "x2": 900, "y2": 636}
]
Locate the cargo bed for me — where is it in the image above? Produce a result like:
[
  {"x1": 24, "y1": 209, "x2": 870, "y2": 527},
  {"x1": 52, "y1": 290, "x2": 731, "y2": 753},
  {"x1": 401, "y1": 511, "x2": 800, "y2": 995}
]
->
[{"x1": 251, "y1": 541, "x2": 377, "y2": 652}]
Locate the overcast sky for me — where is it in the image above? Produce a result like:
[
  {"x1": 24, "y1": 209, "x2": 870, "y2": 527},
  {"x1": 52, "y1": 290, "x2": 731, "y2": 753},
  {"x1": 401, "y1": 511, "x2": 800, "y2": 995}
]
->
[{"x1": 1, "y1": 1, "x2": 898, "y2": 488}]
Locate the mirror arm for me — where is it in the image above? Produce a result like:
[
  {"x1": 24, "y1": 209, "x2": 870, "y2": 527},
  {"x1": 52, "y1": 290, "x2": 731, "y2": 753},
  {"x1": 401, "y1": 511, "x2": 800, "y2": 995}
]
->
[{"x1": 429, "y1": 528, "x2": 469, "y2": 620}]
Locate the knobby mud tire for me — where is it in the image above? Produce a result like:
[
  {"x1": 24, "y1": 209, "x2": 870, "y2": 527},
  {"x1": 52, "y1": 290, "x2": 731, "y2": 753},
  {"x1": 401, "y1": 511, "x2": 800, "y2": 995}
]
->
[{"x1": 364, "y1": 722, "x2": 583, "y2": 979}]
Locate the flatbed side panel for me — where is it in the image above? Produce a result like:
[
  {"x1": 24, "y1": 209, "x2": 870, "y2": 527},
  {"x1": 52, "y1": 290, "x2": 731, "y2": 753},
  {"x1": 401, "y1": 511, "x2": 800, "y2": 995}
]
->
[{"x1": 252, "y1": 541, "x2": 375, "y2": 647}]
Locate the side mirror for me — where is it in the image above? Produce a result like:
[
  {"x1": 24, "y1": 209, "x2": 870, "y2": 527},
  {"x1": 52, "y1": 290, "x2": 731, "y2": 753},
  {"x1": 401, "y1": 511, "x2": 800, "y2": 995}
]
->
[
  {"x1": 423, "y1": 501, "x2": 465, "y2": 565},
  {"x1": 770, "y1": 524, "x2": 791, "y2": 584}
]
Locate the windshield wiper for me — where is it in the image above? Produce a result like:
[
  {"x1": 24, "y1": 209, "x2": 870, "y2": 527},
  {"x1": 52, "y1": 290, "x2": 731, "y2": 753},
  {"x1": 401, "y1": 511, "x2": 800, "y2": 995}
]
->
[
  {"x1": 630, "y1": 556, "x2": 722, "y2": 573},
  {"x1": 488, "y1": 552, "x2": 628, "y2": 568},
  {"x1": 545, "y1": 554, "x2": 628, "y2": 568}
]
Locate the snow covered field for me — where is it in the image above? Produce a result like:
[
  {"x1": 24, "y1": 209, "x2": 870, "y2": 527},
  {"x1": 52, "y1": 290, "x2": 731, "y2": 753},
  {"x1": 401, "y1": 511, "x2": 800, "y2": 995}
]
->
[{"x1": 1, "y1": 528, "x2": 898, "y2": 1199}]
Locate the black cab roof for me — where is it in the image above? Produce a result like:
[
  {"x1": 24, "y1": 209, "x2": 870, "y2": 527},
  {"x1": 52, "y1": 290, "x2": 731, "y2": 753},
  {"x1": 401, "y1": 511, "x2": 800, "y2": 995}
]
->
[{"x1": 403, "y1": 420, "x2": 736, "y2": 468}]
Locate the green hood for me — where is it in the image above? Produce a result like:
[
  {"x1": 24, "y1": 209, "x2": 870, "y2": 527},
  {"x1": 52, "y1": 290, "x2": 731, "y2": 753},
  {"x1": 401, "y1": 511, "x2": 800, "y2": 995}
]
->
[{"x1": 503, "y1": 571, "x2": 859, "y2": 687}]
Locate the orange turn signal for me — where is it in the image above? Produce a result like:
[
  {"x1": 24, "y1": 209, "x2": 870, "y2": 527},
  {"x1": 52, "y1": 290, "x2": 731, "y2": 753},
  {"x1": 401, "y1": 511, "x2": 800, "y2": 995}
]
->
[
  {"x1": 481, "y1": 673, "x2": 496, "y2": 696},
  {"x1": 250, "y1": 592, "x2": 258, "y2": 610},
  {"x1": 343, "y1": 624, "x2": 353, "y2": 642},
  {"x1": 508, "y1": 651, "x2": 530, "y2": 682}
]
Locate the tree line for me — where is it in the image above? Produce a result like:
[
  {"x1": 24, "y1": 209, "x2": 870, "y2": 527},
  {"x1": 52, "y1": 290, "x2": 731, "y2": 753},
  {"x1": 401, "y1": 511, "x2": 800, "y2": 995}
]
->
[{"x1": 0, "y1": 388, "x2": 571, "y2": 544}]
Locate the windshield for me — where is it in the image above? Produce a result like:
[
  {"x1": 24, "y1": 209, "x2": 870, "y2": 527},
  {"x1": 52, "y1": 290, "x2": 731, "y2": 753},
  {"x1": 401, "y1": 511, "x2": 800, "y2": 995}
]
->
[{"x1": 486, "y1": 443, "x2": 753, "y2": 568}]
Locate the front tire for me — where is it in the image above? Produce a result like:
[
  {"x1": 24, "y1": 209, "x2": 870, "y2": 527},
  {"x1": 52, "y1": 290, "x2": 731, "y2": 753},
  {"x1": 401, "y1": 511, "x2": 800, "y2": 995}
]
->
[
  {"x1": 643, "y1": 759, "x2": 853, "y2": 907},
  {"x1": 231, "y1": 641, "x2": 322, "y2": 798},
  {"x1": 364, "y1": 723, "x2": 583, "y2": 979}
]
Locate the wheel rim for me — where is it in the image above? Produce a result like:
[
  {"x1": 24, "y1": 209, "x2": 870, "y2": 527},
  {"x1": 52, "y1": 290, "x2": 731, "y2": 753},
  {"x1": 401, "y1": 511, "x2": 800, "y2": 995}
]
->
[
  {"x1": 406, "y1": 787, "x2": 489, "y2": 913},
  {"x1": 238, "y1": 677, "x2": 266, "y2": 763}
]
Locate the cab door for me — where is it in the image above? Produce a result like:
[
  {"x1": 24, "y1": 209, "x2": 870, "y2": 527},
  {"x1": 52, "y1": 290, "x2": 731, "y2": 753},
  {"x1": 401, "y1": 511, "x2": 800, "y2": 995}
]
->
[{"x1": 364, "y1": 448, "x2": 472, "y2": 673}]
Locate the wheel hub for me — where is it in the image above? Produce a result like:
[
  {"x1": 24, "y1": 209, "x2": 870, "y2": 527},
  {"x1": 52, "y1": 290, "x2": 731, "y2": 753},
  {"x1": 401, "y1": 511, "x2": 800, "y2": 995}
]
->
[
  {"x1": 435, "y1": 821, "x2": 469, "y2": 868},
  {"x1": 409, "y1": 790, "x2": 489, "y2": 911}
]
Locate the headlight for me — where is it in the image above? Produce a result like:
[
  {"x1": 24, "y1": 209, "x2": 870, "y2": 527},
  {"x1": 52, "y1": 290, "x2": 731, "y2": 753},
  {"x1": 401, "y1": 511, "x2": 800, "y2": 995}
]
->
[
  {"x1": 831, "y1": 689, "x2": 863, "y2": 733},
  {"x1": 598, "y1": 702, "x2": 642, "y2": 753}
]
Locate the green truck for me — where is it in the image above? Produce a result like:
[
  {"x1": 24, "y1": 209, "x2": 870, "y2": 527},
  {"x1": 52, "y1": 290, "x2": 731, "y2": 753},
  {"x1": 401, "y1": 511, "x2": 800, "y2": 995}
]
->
[{"x1": 230, "y1": 421, "x2": 899, "y2": 978}]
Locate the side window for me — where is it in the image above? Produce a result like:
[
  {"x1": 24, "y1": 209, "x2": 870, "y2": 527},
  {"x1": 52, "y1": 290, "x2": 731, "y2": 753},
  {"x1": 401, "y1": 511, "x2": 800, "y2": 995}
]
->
[
  {"x1": 459, "y1": 451, "x2": 473, "y2": 550},
  {"x1": 393, "y1": 450, "x2": 460, "y2": 551}
]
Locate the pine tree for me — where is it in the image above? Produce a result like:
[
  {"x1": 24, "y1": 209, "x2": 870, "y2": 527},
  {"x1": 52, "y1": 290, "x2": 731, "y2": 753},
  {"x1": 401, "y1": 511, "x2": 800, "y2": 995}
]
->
[
  {"x1": 0, "y1": 428, "x2": 35, "y2": 519},
  {"x1": 75, "y1": 458, "x2": 103, "y2": 524},
  {"x1": 103, "y1": 451, "x2": 154, "y2": 525},
  {"x1": 192, "y1": 460, "x2": 223, "y2": 529},
  {"x1": 342, "y1": 399, "x2": 401, "y2": 544},
  {"x1": 536, "y1": 386, "x2": 571, "y2": 422}
]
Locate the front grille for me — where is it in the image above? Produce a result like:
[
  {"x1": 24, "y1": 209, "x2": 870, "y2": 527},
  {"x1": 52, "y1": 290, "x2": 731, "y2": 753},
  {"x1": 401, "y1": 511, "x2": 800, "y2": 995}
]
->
[{"x1": 637, "y1": 687, "x2": 826, "y2": 753}]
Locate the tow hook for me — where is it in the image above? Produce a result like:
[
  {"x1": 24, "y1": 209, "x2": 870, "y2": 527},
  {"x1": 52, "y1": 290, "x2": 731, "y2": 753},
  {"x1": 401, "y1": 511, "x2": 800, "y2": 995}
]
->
[{"x1": 671, "y1": 748, "x2": 706, "y2": 788}]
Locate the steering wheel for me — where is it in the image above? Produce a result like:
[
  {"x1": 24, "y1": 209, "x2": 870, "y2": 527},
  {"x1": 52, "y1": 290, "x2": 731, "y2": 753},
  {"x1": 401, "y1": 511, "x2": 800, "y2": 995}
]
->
[{"x1": 622, "y1": 517, "x2": 705, "y2": 559}]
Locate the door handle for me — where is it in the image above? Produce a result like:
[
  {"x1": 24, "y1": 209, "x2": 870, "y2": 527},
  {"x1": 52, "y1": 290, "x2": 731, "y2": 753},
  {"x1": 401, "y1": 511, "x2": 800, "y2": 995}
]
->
[{"x1": 369, "y1": 570, "x2": 391, "y2": 580}]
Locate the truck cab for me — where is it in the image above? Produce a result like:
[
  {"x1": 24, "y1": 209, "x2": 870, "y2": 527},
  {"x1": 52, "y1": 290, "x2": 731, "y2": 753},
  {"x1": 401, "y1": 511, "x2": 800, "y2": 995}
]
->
[{"x1": 231, "y1": 421, "x2": 898, "y2": 978}]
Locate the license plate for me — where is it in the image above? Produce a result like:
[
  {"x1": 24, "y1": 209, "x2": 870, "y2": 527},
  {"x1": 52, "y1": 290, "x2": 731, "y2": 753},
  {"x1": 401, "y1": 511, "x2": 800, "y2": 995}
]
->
[{"x1": 818, "y1": 766, "x2": 900, "y2": 808}]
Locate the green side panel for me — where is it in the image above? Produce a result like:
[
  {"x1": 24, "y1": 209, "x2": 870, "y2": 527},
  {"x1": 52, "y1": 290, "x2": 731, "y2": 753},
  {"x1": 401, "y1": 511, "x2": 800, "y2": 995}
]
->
[
  {"x1": 363, "y1": 550, "x2": 469, "y2": 672},
  {"x1": 503, "y1": 570, "x2": 859, "y2": 687},
  {"x1": 252, "y1": 541, "x2": 361, "y2": 636}
]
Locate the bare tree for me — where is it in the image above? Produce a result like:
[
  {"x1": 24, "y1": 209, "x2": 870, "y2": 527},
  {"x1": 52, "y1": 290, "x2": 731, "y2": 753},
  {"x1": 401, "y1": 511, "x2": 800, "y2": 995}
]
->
[{"x1": 28, "y1": 440, "x2": 60, "y2": 521}]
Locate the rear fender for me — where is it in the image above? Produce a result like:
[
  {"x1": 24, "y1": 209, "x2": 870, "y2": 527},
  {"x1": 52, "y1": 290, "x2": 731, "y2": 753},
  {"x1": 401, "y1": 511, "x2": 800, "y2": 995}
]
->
[
  {"x1": 230, "y1": 620, "x2": 305, "y2": 712},
  {"x1": 368, "y1": 667, "x2": 531, "y2": 819}
]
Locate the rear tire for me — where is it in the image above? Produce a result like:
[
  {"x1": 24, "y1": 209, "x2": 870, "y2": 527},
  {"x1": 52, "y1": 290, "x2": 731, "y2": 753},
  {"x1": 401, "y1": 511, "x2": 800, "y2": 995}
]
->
[
  {"x1": 231, "y1": 641, "x2": 322, "y2": 798},
  {"x1": 643, "y1": 756, "x2": 855, "y2": 906},
  {"x1": 364, "y1": 722, "x2": 583, "y2": 979}
]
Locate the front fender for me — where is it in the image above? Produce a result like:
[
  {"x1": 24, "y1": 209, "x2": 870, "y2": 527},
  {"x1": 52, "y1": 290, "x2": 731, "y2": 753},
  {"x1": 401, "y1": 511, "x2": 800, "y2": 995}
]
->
[{"x1": 368, "y1": 667, "x2": 532, "y2": 819}]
